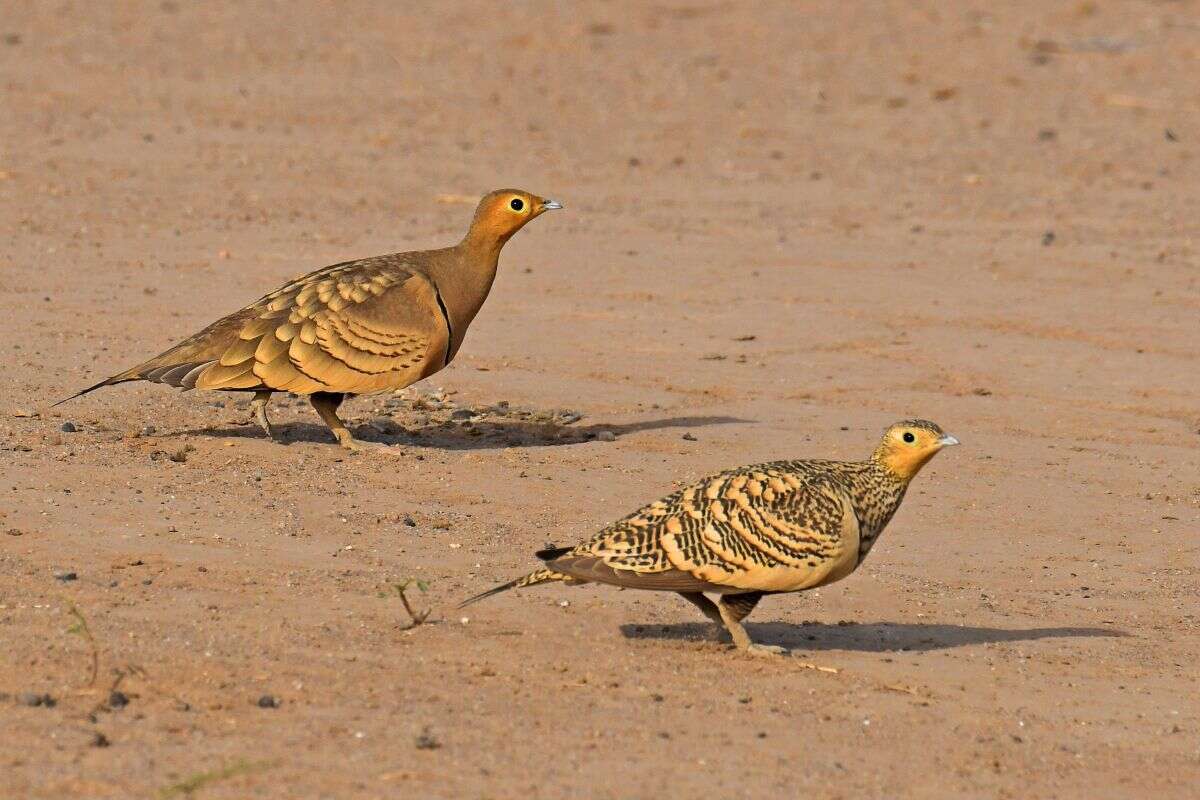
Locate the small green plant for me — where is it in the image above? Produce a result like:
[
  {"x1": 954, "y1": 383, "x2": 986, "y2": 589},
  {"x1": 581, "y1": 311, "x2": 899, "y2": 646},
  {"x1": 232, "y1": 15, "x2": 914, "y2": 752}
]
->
[
  {"x1": 392, "y1": 579, "x2": 431, "y2": 629},
  {"x1": 66, "y1": 604, "x2": 99, "y2": 686},
  {"x1": 158, "y1": 759, "x2": 274, "y2": 799}
]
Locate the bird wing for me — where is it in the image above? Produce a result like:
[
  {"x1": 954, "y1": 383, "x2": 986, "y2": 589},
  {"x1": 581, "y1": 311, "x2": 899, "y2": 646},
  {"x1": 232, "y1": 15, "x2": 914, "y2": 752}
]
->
[
  {"x1": 124, "y1": 255, "x2": 451, "y2": 395},
  {"x1": 547, "y1": 463, "x2": 861, "y2": 594}
]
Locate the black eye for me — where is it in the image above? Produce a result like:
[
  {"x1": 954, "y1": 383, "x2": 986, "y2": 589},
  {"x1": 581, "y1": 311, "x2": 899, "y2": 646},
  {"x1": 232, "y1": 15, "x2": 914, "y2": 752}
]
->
[
  {"x1": 509, "y1": 198, "x2": 524, "y2": 211},
  {"x1": 902, "y1": 432, "x2": 916, "y2": 444}
]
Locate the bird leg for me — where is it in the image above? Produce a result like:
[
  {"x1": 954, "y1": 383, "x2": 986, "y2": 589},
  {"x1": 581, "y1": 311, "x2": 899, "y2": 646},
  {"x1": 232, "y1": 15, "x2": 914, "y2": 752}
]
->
[
  {"x1": 309, "y1": 392, "x2": 400, "y2": 453},
  {"x1": 715, "y1": 592, "x2": 786, "y2": 657},
  {"x1": 679, "y1": 592, "x2": 728, "y2": 641},
  {"x1": 250, "y1": 390, "x2": 275, "y2": 440}
]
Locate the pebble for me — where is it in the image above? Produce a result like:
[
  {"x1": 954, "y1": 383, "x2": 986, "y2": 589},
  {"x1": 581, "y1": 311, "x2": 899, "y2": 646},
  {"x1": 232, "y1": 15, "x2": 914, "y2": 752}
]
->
[
  {"x1": 595, "y1": 431, "x2": 616, "y2": 442},
  {"x1": 52, "y1": 570, "x2": 77, "y2": 582},
  {"x1": 681, "y1": 433, "x2": 697, "y2": 441},
  {"x1": 402, "y1": 516, "x2": 417, "y2": 527},
  {"x1": 139, "y1": 425, "x2": 156, "y2": 437},
  {"x1": 108, "y1": 691, "x2": 129, "y2": 709},
  {"x1": 17, "y1": 692, "x2": 54, "y2": 707},
  {"x1": 257, "y1": 694, "x2": 280, "y2": 708},
  {"x1": 91, "y1": 732, "x2": 111, "y2": 748},
  {"x1": 414, "y1": 728, "x2": 441, "y2": 750},
  {"x1": 60, "y1": 421, "x2": 78, "y2": 433},
  {"x1": 450, "y1": 409, "x2": 474, "y2": 421}
]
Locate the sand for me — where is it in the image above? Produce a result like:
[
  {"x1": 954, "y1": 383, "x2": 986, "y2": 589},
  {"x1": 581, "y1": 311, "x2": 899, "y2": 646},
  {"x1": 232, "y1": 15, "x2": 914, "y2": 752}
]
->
[{"x1": 1, "y1": 1, "x2": 1198, "y2": 797}]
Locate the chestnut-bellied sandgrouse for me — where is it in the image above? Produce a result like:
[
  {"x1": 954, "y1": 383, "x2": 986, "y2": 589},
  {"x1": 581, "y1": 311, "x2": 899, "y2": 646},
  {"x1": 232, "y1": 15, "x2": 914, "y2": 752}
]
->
[
  {"x1": 57, "y1": 190, "x2": 561, "y2": 451},
  {"x1": 462, "y1": 420, "x2": 958, "y2": 655}
]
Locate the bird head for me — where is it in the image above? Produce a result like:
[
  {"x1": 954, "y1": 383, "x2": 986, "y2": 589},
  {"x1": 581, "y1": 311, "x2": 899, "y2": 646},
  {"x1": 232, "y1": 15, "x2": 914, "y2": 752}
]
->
[
  {"x1": 465, "y1": 189, "x2": 562, "y2": 246},
  {"x1": 871, "y1": 419, "x2": 959, "y2": 480}
]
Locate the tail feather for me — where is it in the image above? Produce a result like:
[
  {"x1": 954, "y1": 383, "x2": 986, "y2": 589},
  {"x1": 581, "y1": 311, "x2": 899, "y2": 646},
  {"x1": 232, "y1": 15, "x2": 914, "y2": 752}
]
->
[
  {"x1": 458, "y1": 568, "x2": 569, "y2": 609},
  {"x1": 53, "y1": 356, "x2": 220, "y2": 407},
  {"x1": 52, "y1": 373, "x2": 137, "y2": 407}
]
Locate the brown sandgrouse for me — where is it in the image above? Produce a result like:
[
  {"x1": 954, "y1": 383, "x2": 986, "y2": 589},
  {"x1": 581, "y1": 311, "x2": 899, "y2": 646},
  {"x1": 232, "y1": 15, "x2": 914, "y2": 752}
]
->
[
  {"x1": 462, "y1": 420, "x2": 958, "y2": 655},
  {"x1": 57, "y1": 189, "x2": 561, "y2": 451}
]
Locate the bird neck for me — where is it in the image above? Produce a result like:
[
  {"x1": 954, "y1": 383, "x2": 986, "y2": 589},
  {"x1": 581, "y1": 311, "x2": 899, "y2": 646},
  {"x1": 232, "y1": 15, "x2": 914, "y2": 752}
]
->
[
  {"x1": 848, "y1": 462, "x2": 910, "y2": 550},
  {"x1": 426, "y1": 240, "x2": 503, "y2": 359},
  {"x1": 460, "y1": 216, "x2": 517, "y2": 261}
]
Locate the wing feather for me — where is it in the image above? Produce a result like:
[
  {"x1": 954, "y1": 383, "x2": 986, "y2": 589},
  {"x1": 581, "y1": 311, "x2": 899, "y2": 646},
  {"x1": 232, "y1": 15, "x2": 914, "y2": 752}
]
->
[
  {"x1": 557, "y1": 463, "x2": 862, "y2": 593},
  {"x1": 91, "y1": 254, "x2": 452, "y2": 395}
]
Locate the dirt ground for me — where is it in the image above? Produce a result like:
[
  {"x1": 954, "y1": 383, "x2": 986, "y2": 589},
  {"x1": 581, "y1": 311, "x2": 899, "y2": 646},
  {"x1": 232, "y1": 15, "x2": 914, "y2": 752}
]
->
[{"x1": 1, "y1": 1, "x2": 1198, "y2": 798}]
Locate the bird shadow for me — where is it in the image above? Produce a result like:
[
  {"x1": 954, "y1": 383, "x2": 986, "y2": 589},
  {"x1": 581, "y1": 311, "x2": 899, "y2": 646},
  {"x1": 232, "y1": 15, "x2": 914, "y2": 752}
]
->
[
  {"x1": 620, "y1": 620, "x2": 1127, "y2": 652},
  {"x1": 177, "y1": 414, "x2": 752, "y2": 450}
]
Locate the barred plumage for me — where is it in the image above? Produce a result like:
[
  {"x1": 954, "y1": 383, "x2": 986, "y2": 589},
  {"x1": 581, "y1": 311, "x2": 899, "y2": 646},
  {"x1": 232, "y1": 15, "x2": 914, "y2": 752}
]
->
[{"x1": 463, "y1": 420, "x2": 959, "y2": 656}]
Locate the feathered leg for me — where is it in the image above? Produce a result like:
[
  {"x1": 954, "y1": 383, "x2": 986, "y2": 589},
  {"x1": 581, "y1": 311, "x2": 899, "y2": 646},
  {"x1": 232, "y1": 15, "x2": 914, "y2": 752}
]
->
[
  {"x1": 679, "y1": 592, "x2": 727, "y2": 640},
  {"x1": 250, "y1": 391, "x2": 275, "y2": 440},
  {"x1": 715, "y1": 592, "x2": 785, "y2": 656},
  {"x1": 310, "y1": 392, "x2": 396, "y2": 453}
]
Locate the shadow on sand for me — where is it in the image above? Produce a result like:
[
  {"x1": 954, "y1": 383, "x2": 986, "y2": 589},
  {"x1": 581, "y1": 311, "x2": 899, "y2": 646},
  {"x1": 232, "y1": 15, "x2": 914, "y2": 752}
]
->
[
  {"x1": 620, "y1": 620, "x2": 1127, "y2": 652},
  {"x1": 177, "y1": 414, "x2": 752, "y2": 450}
]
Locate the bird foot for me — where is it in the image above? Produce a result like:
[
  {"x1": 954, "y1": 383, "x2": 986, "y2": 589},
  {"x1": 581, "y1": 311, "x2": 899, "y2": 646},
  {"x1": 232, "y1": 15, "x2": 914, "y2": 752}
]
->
[
  {"x1": 743, "y1": 643, "x2": 789, "y2": 658},
  {"x1": 340, "y1": 438, "x2": 404, "y2": 455}
]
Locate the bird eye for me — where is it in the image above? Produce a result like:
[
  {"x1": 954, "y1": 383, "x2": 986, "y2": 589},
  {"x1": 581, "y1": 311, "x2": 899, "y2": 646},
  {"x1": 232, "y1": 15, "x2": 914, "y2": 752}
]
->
[
  {"x1": 902, "y1": 432, "x2": 916, "y2": 444},
  {"x1": 509, "y1": 198, "x2": 525, "y2": 211}
]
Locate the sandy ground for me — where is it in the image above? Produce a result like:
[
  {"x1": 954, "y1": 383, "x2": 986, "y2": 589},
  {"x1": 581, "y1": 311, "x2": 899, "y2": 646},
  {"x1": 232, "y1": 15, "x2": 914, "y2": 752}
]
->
[{"x1": 1, "y1": 1, "x2": 1198, "y2": 798}]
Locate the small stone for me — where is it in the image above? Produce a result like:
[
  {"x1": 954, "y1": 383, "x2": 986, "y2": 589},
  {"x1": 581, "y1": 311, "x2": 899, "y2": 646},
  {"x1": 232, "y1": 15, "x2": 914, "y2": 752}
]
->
[
  {"x1": 6, "y1": 528, "x2": 23, "y2": 537},
  {"x1": 450, "y1": 409, "x2": 474, "y2": 421},
  {"x1": 60, "y1": 421, "x2": 78, "y2": 433},
  {"x1": 91, "y1": 731, "x2": 111, "y2": 748},
  {"x1": 403, "y1": 516, "x2": 417, "y2": 527},
  {"x1": 53, "y1": 570, "x2": 77, "y2": 582},
  {"x1": 17, "y1": 692, "x2": 53, "y2": 707},
  {"x1": 257, "y1": 695, "x2": 280, "y2": 708},
  {"x1": 414, "y1": 727, "x2": 441, "y2": 750},
  {"x1": 681, "y1": 433, "x2": 697, "y2": 441},
  {"x1": 108, "y1": 691, "x2": 129, "y2": 709},
  {"x1": 1042, "y1": 231, "x2": 1056, "y2": 246},
  {"x1": 595, "y1": 431, "x2": 616, "y2": 442},
  {"x1": 139, "y1": 425, "x2": 156, "y2": 437}
]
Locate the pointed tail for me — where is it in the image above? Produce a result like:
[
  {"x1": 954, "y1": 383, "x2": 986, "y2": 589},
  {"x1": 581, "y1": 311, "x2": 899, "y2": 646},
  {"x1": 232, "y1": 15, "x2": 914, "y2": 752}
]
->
[
  {"x1": 51, "y1": 374, "x2": 136, "y2": 407},
  {"x1": 458, "y1": 568, "x2": 570, "y2": 609}
]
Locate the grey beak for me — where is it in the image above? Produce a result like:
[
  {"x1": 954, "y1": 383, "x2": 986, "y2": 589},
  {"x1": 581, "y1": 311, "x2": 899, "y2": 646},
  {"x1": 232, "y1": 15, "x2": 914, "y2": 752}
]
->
[
  {"x1": 540, "y1": 199, "x2": 563, "y2": 211},
  {"x1": 938, "y1": 434, "x2": 960, "y2": 446}
]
